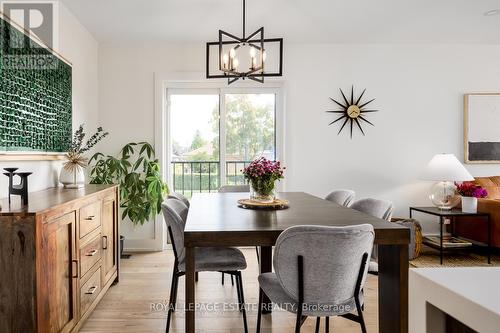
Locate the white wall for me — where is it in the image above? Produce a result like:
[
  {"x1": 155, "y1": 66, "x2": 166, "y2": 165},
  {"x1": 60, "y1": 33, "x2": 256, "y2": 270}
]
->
[{"x1": 0, "y1": 4, "x2": 99, "y2": 198}]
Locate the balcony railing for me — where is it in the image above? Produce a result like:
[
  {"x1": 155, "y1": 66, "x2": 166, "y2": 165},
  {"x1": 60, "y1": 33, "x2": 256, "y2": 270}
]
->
[{"x1": 171, "y1": 161, "x2": 251, "y2": 197}]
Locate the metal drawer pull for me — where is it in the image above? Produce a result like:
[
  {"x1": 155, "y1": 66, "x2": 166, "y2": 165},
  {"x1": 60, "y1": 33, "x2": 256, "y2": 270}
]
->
[
  {"x1": 84, "y1": 215, "x2": 95, "y2": 221},
  {"x1": 86, "y1": 249, "x2": 98, "y2": 256},
  {"x1": 85, "y1": 286, "x2": 98, "y2": 295},
  {"x1": 102, "y1": 235, "x2": 108, "y2": 250},
  {"x1": 72, "y1": 260, "x2": 78, "y2": 278}
]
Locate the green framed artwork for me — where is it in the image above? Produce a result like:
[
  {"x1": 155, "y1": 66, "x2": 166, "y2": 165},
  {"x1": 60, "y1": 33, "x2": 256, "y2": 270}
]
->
[{"x1": 0, "y1": 13, "x2": 72, "y2": 160}]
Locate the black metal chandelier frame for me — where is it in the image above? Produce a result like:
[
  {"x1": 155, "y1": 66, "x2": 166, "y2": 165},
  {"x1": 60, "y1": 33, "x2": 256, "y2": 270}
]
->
[{"x1": 206, "y1": 0, "x2": 283, "y2": 84}]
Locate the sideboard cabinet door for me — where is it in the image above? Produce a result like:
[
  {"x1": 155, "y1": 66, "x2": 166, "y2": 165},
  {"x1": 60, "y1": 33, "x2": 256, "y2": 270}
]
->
[
  {"x1": 101, "y1": 195, "x2": 117, "y2": 284},
  {"x1": 38, "y1": 212, "x2": 79, "y2": 333}
]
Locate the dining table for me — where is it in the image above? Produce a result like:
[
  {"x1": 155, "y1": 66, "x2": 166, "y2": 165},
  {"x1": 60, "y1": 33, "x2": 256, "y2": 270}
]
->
[{"x1": 183, "y1": 192, "x2": 410, "y2": 333}]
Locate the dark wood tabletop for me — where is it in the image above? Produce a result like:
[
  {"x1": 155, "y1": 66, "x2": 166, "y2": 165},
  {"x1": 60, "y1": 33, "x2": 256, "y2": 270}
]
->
[{"x1": 185, "y1": 192, "x2": 409, "y2": 246}]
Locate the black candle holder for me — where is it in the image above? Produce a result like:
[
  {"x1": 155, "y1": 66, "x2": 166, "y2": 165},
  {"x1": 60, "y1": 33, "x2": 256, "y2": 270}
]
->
[{"x1": 3, "y1": 168, "x2": 32, "y2": 205}]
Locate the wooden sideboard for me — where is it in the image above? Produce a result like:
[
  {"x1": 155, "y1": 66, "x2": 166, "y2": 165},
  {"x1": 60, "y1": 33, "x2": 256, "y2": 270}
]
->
[{"x1": 0, "y1": 184, "x2": 120, "y2": 333}]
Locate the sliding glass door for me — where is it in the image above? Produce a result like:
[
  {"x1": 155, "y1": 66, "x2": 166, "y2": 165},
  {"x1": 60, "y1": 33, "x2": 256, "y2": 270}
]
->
[{"x1": 167, "y1": 88, "x2": 279, "y2": 197}]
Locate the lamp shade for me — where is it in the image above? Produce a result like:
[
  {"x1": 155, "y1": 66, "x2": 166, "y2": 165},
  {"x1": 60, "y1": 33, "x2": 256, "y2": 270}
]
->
[{"x1": 420, "y1": 154, "x2": 474, "y2": 182}]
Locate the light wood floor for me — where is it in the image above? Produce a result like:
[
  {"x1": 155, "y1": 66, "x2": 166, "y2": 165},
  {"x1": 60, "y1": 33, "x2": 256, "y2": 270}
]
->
[{"x1": 81, "y1": 249, "x2": 378, "y2": 333}]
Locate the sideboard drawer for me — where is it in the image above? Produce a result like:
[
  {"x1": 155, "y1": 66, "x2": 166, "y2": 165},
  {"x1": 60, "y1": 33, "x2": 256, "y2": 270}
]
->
[
  {"x1": 80, "y1": 266, "x2": 102, "y2": 316},
  {"x1": 80, "y1": 234, "x2": 102, "y2": 277},
  {"x1": 80, "y1": 200, "x2": 101, "y2": 238}
]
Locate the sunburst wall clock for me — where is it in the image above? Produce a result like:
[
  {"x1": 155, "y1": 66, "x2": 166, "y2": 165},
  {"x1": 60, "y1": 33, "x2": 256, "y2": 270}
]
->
[{"x1": 326, "y1": 86, "x2": 378, "y2": 138}]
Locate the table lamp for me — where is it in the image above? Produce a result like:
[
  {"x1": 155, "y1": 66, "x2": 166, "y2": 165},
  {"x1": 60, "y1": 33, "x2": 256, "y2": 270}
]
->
[{"x1": 420, "y1": 153, "x2": 474, "y2": 209}]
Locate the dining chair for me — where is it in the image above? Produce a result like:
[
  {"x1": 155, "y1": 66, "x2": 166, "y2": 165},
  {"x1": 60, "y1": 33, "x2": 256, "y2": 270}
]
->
[
  {"x1": 218, "y1": 184, "x2": 254, "y2": 285},
  {"x1": 167, "y1": 191, "x2": 190, "y2": 208},
  {"x1": 350, "y1": 198, "x2": 394, "y2": 274},
  {"x1": 162, "y1": 199, "x2": 249, "y2": 333},
  {"x1": 350, "y1": 198, "x2": 394, "y2": 222},
  {"x1": 256, "y1": 224, "x2": 374, "y2": 333},
  {"x1": 325, "y1": 189, "x2": 356, "y2": 207},
  {"x1": 218, "y1": 184, "x2": 250, "y2": 193}
]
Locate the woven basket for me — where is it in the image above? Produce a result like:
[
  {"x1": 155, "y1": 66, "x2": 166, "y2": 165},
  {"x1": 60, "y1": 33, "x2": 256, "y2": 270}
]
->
[{"x1": 391, "y1": 218, "x2": 423, "y2": 259}]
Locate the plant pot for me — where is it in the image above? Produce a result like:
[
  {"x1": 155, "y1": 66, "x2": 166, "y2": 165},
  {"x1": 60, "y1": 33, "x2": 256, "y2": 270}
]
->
[
  {"x1": 120, "y1": 235, "x2": 125, "y2": 257},
  {"x1": 60, "y1": 164, "x2": 85, "y2": 188},
  {"x1": 461, "y1": 196, "x2": 478, "y2": 213}
]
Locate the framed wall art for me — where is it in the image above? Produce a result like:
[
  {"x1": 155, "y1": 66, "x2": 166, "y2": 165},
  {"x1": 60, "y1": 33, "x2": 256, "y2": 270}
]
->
[
  {"x1": 464, "y1": 93, "x2": 500, "y2": 164},
  {"x1": 0, "y1": 12, "x2": 72, "y2": 161}
]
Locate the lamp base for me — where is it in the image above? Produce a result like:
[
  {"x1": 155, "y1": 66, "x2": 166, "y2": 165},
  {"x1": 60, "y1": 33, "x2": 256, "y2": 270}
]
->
[{"x1": 429, "y1": 181, "x2": 460, "y2": 210}]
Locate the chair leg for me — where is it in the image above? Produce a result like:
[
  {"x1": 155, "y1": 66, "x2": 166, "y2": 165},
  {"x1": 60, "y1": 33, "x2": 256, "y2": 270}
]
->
[
  {"x1": 235, "y1": 273, "x2": 242, "y2": 310},
  {"x1": 355, "y1": 298, "x2": 367, "y2": 333},
  {"x1": 325, "y1": 317, "x2": 329, "y2": 333},
  {"x1": 172, "y1": 274, "x2": 179, "y2": 310},
  {"x1": 166, "y1": 273, "x2": 178, "y2": 333},
  {"x1": 235, "y1": 272, "x2": 248, "y2": 333},
  {"x1": 195, "y1": 272, "x2": 199, "y2": 282},
  {"x1": 295, "y1": 305, "x2": 303, "y2": 333},
  {"x1": 315, "y1": 317, "x2": 320, "y2": 333},
  {"x1": 256, "y1": 289, "x2": 263, "y2": 333},
  {"x1": 231, "y1": 274, "x2": 234, "y2": 286},
  {"x1": 255, "y1": 246, "x2": 260, "y2": 264}
]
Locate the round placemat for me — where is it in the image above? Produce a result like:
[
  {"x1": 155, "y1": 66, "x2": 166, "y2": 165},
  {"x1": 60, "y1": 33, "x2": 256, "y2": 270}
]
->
[{"x1": 237, "y1": 198, "x2": 289, "y2": 210}]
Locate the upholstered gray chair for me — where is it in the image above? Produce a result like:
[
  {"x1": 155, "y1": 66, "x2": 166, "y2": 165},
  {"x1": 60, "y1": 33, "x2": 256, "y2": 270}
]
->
[
  {"x1": 350, "y1": 198, "x2": 394, "y2": 221},
  {"x1": 325, "y1": 189, "x2": 356, "y2": 207},
  {"x1": 350, "y1": 198, "x2": 394, "y2": 274},
  {"x1": 256, "y1": 224, "x2": 374, "y2": 333},
  {"x1": 218, "y1": 184, "x2": 250, "y2": 193},
  {"x1": 162, "y1": 199, "x2": 248, "y2": 333},
  {"x1": 167, "y1": 191, "x2": 190, "y2": 208}
]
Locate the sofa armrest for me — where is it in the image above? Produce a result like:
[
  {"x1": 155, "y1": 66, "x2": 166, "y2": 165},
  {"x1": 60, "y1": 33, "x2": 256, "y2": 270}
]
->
[{"x1": 478, "y1": 198, "x2": 500, "y2": 214}]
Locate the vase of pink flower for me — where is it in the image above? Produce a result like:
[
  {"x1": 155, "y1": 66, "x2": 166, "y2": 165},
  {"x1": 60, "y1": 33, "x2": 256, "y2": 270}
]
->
[
  {"x1": 242, "y1": 157, "x2": 285, "y2": 203},
  {"x1": 455, "y1": 182, "x2": 488, "y2": 213}
]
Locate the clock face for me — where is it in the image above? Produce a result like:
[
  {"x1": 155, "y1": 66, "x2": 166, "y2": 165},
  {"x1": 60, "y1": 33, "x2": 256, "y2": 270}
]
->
[
  {"x1": 347, "y1": 105, "x2": 361, "y2": 118},
  {"x1": 326, "y1": 86, "x2": 378, "y2": 138}
]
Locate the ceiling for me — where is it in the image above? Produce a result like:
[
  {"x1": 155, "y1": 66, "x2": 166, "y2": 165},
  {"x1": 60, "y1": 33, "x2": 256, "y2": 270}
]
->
[{"x1": 61, "y1": 0, "x2": 500, "y2": 44}]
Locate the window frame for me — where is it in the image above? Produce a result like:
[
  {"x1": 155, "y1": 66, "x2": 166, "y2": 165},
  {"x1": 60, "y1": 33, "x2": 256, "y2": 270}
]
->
[{"x1": 164, "y1": 83, "x2": 285, "y2": 192}]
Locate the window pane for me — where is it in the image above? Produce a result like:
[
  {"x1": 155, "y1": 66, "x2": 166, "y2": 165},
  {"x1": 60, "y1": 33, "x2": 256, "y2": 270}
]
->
[
  {"x1": 225, "y1": 93, "x2": 276, "y2": 161},
  {"x1": 169, "y1": 94, "x2": 219, "y2": 196},
  {"x1": 224, "y1": 93, "x2": 276, "y2": 185}
]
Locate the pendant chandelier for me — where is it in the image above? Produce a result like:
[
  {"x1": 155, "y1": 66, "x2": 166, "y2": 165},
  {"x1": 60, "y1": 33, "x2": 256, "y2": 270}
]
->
[{"x1": 206, "y1": 0, "x2": 283, "y2": 84}]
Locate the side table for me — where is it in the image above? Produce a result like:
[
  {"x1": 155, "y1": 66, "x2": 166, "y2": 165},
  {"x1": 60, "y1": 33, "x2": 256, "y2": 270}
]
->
[{"x1": 409, "y1": 207, "x2": 491, "y2": 265}]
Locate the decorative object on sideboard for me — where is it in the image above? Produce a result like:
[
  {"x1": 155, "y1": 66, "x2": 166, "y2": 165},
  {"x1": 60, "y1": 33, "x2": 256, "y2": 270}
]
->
[
  {"x1": 464, "y1": 93, "x2": 500, "y2": 163},
  {"x1": 60, "y1": 125, "x2": 108, "y2": 188},
  {"x1": 242, "y1": 157, "x2": 285, "y2": 203},
  {"x1": 327, "y1": 86, "x2": 378, "y2": 138},
  {"x1": 89, "y1": 142, "x2": 169, "y2": 226},
  {"x1": 0, "y1": 13, "x2": 72, "y2": 160},
  {"x1": 205, "y1": 0, "x2": 283, "y2": 84},
  {"x1": 455, "y1": 182, "x2": 488, "y2": 213},
  {"x1": 420, "y1": 154, "x2": 474, "y2": 210},
  {"x1": 3, "y1": 168, "x2": 32, "y2": 205}
]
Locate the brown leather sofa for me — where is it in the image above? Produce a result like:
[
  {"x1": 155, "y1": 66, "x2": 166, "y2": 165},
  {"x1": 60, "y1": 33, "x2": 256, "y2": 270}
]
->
[{"x1": 454, "y1": 176, "x2": 500, "y2": 248}]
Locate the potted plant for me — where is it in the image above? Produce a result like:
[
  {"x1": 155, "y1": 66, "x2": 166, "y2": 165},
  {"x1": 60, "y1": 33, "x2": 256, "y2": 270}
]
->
[
  {"x1": 60, "y1": 125, "x2": 108, "y2": 188},
  {"x1": 455, "y1": 182, "x2": 488, "y2": 213},
  {"x1": 242, "y1": 157, "x2": 285, "y2": 203},
  {"x1": 88, "y1": 142, "x2": 169, "y2": 256}
]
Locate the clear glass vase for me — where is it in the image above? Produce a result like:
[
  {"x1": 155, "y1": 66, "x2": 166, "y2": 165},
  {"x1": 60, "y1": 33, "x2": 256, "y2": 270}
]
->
[{"x1": 250, "y1": 179, "x2": 275, "y2": 203}]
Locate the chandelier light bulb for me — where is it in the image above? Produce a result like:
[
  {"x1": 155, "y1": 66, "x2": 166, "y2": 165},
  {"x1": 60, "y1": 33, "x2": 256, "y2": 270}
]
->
[
  {"x1": 262, "y1": 50, "x2": 267, "y2": 62},
  {"x1": 222, "y1": 53, "x2": 229, "y2": 68},
  {"x1": 249, "y1": 47, "x2": 256, "y2": 57},
  {"x1": 229, "y1": 48, "x2": 236, "y2": 59}
]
